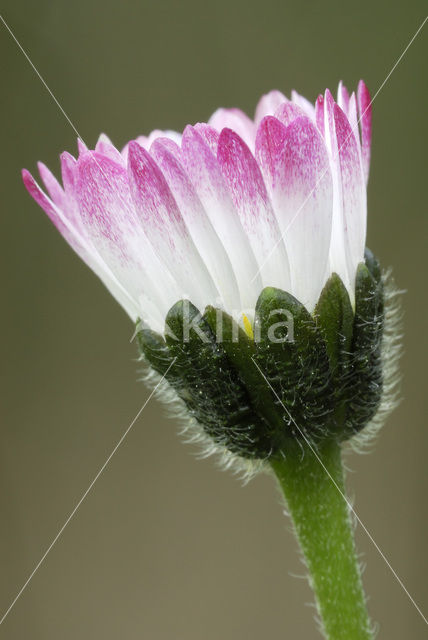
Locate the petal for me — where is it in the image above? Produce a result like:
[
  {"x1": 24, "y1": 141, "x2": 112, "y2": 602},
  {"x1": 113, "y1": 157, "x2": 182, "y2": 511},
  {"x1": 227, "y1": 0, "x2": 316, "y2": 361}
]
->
[
  {"x1": 208, "y1": 108, "x2": 256, "y2": 150},
  {"x1": 127, "y1": 140, "x2": 220, "y2": 311},
  {"x1": 323, "y1": 89, "x2": 350, "y2": 291},
  {"x1": 337, "y1": 81, "x2": 350, "y2": 114},
  {"x1": 23, "y1": 168, "x2": 84, "y2": 254},
  {"x1": 256, "y1": 116, "x2": 333, "y2": 310},
  {"x1": 60, "y1": 151, "x2": 78, "y2": 195},
  {"x1": 145, "y1": 129, "x2": 182, "y2": 149},
  {"x1": 323, "y1": 90, "x2": 367, "y2": 302},
  {"x1": 347, "y1": 93, "x2": 366, "y2": 218},
  {"x1": 60, "y1": 151, "x2": 87, "y2": 235},
  {"x1": 37, "y1": 161, "x2": 66, "y2": 209},
  {"x1": 255, "y1": 116, "x2": 288, "y2": 188},
  {"x1": 22, "y1": 168, "x2": 138, "y2": 320},
  {"x1": 193, "y1": 123, "x2": 219, "y2": 155},
  {"x1": 75, "y1": 152, "x2": 181, "y2": 320},
  {"x1": 77, "y1": 138, "x2": 87, "y2": 156},
  {"x1": 347, "y1": 92, "x2": 361, "y2": 148},
  {"x1": 274, "y1": 101, "x2": 307, "y2": 127},
  {"x1": 150, "y1": 136, "x2": 183, "y2": 163},
  {"x1": 254, "y1": 90, "x2": 287, "y2": 126},
  {"x1": 357, "y1": 80, "x2": 372, "y2": 184},
  {"x1": 121, "y1": 130, "x2": 182, "y2": 162},
  {"x1": 151, "y1": 137, "x2": 241, "y2": 310},
  {"x1": 333, "y1": 103, "x2": 366, "y2": 282},
  {"x1": 291, "y1": 90, "x2": 316, "y2": 120},
  {"x1": 95, "y1": 133, "x2": 125, "y2": 165},
  {"x1": 217, "y1": 128, "x2": 290, "y2": 290},
  {"x1": 323, "y1": 90, "x2": 338, "y2": 160},
  {"x1": 315, "y1": 94, "x2": 325, "y2": 136},
  {"x1": 181, "y1": 125, "x2": 262, "y2": 310}
]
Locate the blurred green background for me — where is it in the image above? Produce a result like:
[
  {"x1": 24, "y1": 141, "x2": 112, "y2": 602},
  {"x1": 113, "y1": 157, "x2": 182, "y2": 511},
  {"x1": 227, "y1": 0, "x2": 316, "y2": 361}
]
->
[{"x1": 1, "y1": 1, "x2": 427, "y2": 638}]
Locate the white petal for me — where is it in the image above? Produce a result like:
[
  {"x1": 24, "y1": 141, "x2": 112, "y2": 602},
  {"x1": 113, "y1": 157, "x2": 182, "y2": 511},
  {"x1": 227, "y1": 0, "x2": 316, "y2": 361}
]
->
[
  {"x1": 127, "y1": 140, "x2": 221, "y2": 312},
  {"x1": 256, "y1": 115, "x2": 333, "y2": 310},
  {"x1": 150, "y1": 137, "x2": 241, "y2": 311},
  {"x1": 217, "y1": 127, "x2": 291, "y2": 291},
  {"x1": 75, "y1": 151, "x2": 182, "y2": 323},
  {"x1": 181, "y1": 125, "x2": 263, "y2": 311},
  {"x1": 291, "y1": 90, "x2": 316, "y2": 121},
  {"x1": 254, "y1": 90, "x2": 287, "y2": 126}
]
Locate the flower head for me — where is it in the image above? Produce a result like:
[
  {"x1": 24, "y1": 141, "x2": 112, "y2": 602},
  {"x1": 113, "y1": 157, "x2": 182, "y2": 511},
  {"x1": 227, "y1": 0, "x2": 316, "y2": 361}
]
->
[
  {"x1": 23, "y1": 81, "x2": 399, "y2": 467},
  {"x1": 23, "y1": 80, "x2": 372, "y2": 329}
]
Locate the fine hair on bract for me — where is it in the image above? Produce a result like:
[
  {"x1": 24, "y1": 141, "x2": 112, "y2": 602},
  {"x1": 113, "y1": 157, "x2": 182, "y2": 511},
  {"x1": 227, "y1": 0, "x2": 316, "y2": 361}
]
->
[
  {"x1": 346, "y1": 269, "x2": 403, "y2": 456},
  {"x1": 137, "y1": 269, "x2": 403, "y2": 482}
]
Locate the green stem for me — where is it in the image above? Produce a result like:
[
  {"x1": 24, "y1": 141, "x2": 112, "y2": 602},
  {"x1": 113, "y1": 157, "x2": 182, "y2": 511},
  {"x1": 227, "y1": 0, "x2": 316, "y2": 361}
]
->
[{"x1": 270, "y1": 439, "x2": 373, "y2": 640}]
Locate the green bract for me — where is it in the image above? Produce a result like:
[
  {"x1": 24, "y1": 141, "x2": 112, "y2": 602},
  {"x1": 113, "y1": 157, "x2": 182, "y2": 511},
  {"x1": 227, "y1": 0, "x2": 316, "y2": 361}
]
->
[{"x1": 137, "y1": 249, "x2": 384, "y2": 460}]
